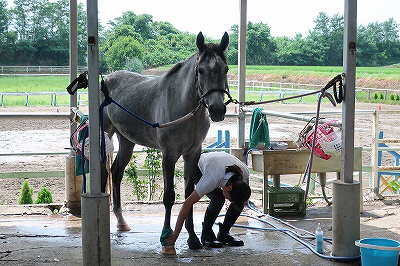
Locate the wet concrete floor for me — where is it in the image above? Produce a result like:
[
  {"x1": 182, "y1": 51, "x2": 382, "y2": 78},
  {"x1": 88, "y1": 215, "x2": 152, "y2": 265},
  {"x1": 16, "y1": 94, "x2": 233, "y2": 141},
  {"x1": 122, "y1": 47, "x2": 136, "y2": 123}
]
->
[{"x1": 1, "y1": 200, "x2": 399, "y2": 266}]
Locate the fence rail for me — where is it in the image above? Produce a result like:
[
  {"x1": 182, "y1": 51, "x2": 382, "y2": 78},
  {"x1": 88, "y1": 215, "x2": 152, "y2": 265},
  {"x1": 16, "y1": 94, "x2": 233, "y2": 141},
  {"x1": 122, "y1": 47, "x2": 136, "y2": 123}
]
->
[
  {"x1": 0, "y1": 65, "x2": 87, "y2": 74},
  {"x1": 0, "y1": 91, "x2": 88, "y2": 106}
]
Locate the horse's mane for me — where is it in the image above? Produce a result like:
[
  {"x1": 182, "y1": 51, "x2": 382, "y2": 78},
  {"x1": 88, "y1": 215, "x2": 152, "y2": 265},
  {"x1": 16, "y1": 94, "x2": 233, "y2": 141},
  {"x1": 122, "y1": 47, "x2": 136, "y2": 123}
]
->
[
  {"x1": 165, "y1": 61, "x2": 185, "y2": 76},
  {"x1": 201, "y1": 43, "x2": 227, "y2": 64},
  {"x1": 165, "y1": 42, "x2": 227, "y2": 77}
]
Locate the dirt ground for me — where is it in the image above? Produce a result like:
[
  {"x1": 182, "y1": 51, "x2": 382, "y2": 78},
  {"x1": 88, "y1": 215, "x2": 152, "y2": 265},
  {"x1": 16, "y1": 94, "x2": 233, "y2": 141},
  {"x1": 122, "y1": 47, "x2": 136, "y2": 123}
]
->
[{"x1": 0, "y1": 100, "x2": 399, "y2": 206}]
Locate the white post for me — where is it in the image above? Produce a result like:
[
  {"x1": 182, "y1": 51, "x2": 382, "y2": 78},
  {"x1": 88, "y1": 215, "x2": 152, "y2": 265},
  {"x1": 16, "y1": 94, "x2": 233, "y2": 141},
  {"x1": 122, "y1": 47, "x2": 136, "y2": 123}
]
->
[
  {"x1": 237, "y1": 0, "x2": 247, "y2": 148},
  {"x1": 332, "y1": 0, "x2": 360, "y2": 257},
  {"x1": 65, "y1": 0, "x2": 81, "y2": 210},
  {"x1": 371, "y1": 110, "x2": 381, "y2": 198},
  {"x1": 81, "y1": 0, "x2": 111, "y2": 265}
]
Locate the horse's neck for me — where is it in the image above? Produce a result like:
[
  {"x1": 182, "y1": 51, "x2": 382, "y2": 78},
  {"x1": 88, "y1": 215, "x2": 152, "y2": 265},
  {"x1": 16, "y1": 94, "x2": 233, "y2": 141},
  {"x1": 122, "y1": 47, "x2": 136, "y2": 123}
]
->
[{"x1": 174, "y1": 56, "x2": 200, "y2": 108}]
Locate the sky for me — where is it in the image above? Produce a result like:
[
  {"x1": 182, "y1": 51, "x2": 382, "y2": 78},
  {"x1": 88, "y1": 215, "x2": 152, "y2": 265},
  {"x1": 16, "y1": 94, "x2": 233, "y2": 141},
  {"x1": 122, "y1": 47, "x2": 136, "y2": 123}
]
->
[
  {"x1": 92, "y1": 0, "x2": 400, "y2": 39},
  {"x1": 5, "y1": 0, "x2": 400, "y2": 39}
]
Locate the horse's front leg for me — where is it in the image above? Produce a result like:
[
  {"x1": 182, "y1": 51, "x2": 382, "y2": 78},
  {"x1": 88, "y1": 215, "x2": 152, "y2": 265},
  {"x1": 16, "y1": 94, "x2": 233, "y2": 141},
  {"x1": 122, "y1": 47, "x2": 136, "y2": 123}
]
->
[
  {"x1": 183, "y1": 149, "x2": 202, "y2": 249},
  {"x1": 111, "y1": 136, "x2": 135, "y2": 231},
  {"x1": 161, "y1": 153, "x2": 179, "y2": 231}
]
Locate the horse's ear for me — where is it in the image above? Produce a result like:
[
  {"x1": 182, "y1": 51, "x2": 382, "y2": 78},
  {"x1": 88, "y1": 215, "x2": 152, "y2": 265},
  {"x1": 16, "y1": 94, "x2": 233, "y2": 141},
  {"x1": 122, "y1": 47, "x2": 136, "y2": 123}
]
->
[
  {"x1": 220, "y1": 32, "x2": 229, "y2": 52},
  {"x1": 196, "y1": 31, "x2": 205, "y2": 53}
]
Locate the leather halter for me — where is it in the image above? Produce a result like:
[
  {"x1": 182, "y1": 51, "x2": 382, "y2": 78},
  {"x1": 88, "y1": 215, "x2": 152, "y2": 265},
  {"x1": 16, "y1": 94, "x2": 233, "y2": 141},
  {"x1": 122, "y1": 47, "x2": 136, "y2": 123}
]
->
[{"x1": 194, "y1": 58, "x2": 235, "y2": 107}]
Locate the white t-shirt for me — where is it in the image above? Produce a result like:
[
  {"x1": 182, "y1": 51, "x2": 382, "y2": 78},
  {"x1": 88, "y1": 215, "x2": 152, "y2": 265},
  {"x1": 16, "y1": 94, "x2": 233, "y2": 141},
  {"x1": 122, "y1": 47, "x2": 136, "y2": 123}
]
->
[{"x1": 195, "y1": 152, "x2": 249, "y2": 198}]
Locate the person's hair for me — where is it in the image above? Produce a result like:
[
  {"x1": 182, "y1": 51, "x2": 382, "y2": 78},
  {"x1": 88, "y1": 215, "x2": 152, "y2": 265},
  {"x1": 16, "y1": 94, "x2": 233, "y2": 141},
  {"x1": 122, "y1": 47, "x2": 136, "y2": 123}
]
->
[{"x1": 225, "y1": 165, "x2": 251, "y2": 204}]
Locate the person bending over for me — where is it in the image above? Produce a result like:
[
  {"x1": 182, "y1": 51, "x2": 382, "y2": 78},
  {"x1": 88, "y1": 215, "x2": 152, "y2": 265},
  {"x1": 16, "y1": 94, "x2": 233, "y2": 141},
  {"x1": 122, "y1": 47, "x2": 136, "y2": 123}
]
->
[{"x1": 166, "y1": 151, "x2": 251, "y2": 248}]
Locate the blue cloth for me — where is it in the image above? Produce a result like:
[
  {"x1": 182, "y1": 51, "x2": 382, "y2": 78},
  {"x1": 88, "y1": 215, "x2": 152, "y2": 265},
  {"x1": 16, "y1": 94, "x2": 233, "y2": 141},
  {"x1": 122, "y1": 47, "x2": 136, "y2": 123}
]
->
[
  {"x1": 249, "y1": 108, "x2": 270, "y2": 149},
  {"x1": 160, "y1": 227, "x2": 173, "y2": 246}
]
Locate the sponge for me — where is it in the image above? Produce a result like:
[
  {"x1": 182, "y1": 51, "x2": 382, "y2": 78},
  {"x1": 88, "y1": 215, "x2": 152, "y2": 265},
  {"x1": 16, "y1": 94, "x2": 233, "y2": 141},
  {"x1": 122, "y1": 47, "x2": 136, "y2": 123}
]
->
[
  {"x1": 160, "y1": 228, "x2": 173, "y2": 246},
  {"x1": 160, "y1": 228, "x2": 176, "y2": 255}
]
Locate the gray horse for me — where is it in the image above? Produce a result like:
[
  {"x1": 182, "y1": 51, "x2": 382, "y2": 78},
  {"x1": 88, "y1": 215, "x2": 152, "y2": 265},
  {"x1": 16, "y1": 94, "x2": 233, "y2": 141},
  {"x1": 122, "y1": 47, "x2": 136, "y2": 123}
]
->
[{"x1": 100, "y1": 32, "x2": 229, "y2": 249}]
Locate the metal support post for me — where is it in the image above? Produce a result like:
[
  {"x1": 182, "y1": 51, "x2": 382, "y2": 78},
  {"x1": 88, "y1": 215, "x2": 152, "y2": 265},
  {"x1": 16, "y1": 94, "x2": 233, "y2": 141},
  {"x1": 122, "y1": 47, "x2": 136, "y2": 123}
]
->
[
  {"x1": 65, "y1": 0, "x2": 80, "y2": 210},
  {"x1": 237, "y1": 0, "x2": 247, "y2": 148},
  {"x1": 81, "y1": 0, "x2": 111, "y2": 265},
  {"x1": 332, "y1": 0, "x2": 360, "y2": 257}
]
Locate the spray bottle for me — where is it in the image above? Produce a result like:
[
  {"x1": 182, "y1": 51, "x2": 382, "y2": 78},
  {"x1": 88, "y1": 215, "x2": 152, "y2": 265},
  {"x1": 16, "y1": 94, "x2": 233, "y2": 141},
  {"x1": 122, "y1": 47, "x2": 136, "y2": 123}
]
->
[{"x1": 315, "y1": 222, "x2": 324, "y2": 254}]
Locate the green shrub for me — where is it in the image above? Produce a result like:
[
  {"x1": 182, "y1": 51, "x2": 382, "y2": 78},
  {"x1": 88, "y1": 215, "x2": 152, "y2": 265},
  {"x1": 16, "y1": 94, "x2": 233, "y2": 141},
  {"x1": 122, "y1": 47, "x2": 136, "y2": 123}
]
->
[
  {"x1": 125, "y1": 57, "x2": 144, "y2": 73},
  {"x1": 144, "y1": 148, "x2": 162, "y2": 201},
  {"x1": 390, "y1": 94, "x2": 395, "y2": 101},
  {"x1": 35, "y1": 188, "x2": 53, "y2": 204},
  {"x1": 374, "y1": 93, "x2": 378, "y2": 100},
  {"x1": 125, "y1": 154, "x2": 148, "y2": 200},
  {"x1": 388, "y1": 181, "x2": 400, "y2": 192},
  {"x1": 397, "y1": 95, "x2": 400, "y2": 101},
  {"x1": 380, "y1": 93, "x2": 384, "y2": 100},
  {"x1": 18, "y1": 180, "x2": 33, "y2": 204}
]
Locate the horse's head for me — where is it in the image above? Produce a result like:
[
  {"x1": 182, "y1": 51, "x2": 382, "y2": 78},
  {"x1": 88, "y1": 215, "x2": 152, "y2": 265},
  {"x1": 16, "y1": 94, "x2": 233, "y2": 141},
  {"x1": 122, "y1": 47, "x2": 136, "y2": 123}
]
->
[{"x1": 195, "y1": 31, "x2": 229, "y2": 122}]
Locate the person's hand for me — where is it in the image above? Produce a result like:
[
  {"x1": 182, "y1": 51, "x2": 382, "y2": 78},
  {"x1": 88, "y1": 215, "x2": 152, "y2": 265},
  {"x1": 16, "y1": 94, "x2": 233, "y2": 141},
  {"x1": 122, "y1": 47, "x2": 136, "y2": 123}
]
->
[{"x1": 165, "y1": 231, "x2": 178, "y2": 246}]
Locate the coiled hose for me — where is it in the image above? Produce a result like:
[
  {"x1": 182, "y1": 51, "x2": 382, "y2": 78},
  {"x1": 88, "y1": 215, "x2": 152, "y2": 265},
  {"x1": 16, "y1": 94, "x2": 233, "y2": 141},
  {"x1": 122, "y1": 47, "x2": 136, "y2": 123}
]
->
[{"x1": 219, "y1": 201, "x2": 360, "y2": 262}]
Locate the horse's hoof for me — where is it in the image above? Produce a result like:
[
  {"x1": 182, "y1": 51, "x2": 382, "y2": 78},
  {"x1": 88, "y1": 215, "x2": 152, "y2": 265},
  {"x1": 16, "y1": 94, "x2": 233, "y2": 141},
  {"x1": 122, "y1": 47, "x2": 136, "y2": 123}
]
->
[
  {"x1": 117, "y1": 223, "x2": 131, "y2": 231},
  {"x1": 187, "y1": 238, "x2": 203, "y2": 249},
  {"x1": 161, "y1": 245, "x2": 176, "y2": 255}
]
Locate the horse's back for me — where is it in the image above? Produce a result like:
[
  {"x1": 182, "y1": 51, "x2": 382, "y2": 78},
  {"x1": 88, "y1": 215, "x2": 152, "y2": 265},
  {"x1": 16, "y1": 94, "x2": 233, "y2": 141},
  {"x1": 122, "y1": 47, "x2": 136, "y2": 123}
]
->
[{"x1": 105, "y1": 70, "x2": 151, "y2": 93}]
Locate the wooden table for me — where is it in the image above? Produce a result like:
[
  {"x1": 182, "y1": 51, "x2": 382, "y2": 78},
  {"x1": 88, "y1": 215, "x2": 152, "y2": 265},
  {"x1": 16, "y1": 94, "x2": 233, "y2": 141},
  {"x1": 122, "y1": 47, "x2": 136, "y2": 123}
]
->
[{"x1": 250, "y1": 147, "x2": 363, "y2": 213}]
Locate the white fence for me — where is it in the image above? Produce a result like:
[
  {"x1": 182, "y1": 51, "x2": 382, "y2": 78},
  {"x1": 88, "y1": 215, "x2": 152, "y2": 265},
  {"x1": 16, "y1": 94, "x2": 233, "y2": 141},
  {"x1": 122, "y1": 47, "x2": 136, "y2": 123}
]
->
[
  {"x1": 0, "y1": 110, "x2": 399, "y2": 198},
  {"x1": 0, "y1": 65, "x2": 87, "y2": 74},
  {"x1": 0, "y1": 91, "x2": 88, "y2": 106}
]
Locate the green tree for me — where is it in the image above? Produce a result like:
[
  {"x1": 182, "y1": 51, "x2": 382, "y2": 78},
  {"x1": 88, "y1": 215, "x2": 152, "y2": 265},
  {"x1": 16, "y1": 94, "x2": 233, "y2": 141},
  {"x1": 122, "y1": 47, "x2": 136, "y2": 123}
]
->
[
  {"x1": 18, "y1": 180, "x2": 33, "y2": 204},
  {"x1": 35, "y1": 187, "x2": 53, "y2": 204},
  {"x1": 226, "y1": 22, "x2": 277, "y2": 65},
  {"x1": 0, "y1": 0, "x2": 8, "y2": 34},
  {"x1": 246, "y1": 22, "x2": 277, "y2": 65},
  {"x1": 125, "y1": 57, "x2": 144, "y2": 73},
  {"x1": 105, "y1": 36, "x2": 143, "y2": 71},
  {"x1": 276, "y1": 34, "x2": 324, "y2": 66},
  {"x1": 307, "y1": 12, "x2": 344, "y2": 66},
  {"x1": 358, "y1": 18, "x2": 400, "y2": 66},
  {"x1": 6, "y1": 0, "x2": 88, "y2": 65},
  {"x1": 112, "y1": 11, "x2": 154, "y2": 40},
  {"x1": 0, "y1": 0, "x2": 16, "y2": 64}
]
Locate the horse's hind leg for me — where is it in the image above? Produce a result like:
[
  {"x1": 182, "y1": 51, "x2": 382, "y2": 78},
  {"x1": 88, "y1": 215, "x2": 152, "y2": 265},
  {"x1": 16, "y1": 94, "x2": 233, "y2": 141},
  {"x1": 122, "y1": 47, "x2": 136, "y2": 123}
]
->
[
  {"x1": 183, "y1": 149, "x2": 202, "y2": 249},
  {"x1": 112, "y1": 134, "x2": 135, "y2": 231}
]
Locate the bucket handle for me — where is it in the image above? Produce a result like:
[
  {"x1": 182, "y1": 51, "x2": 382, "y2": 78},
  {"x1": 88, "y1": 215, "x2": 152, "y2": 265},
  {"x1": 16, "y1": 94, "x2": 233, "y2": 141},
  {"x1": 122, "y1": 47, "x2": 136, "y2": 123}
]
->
[{"x1": 355, "y1": 240, "x2": 400, "y2": 251}]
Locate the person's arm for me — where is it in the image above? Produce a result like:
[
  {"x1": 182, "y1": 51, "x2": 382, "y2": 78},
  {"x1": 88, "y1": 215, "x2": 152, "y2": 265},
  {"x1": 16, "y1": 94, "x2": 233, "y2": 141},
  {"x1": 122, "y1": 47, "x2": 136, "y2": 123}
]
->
[{"x1": 165, "y1": 190, "x2": 201, "y2": 245}]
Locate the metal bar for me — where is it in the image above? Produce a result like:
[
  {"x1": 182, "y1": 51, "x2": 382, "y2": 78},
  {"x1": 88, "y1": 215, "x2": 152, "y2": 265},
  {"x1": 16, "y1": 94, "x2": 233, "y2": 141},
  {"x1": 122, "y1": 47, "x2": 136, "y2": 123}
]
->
[
  {"x1": 87, "y1": 0, "x2": 101, "y2": 196},
  {"x1": 70, "y1": 0, "x2": 78, "y2": 136},
  {"x1": 0, "y1": 113, "x2": 70, "y2": 119},
  {"x1": 0, "y1": 152, "x2": 69, "y2": 156},
  {"x1": 237, "y1": 0, "x2": 247, "y2": 148},
  {"x1": 362, "y1": 147, "x2": 400, "y2": 152},
  {"x1": 242, "y1": 107, "x2": 342, "y2": 127},
  {"x1": 0, "y1": 171, "x2": 65, "y2": 179}
]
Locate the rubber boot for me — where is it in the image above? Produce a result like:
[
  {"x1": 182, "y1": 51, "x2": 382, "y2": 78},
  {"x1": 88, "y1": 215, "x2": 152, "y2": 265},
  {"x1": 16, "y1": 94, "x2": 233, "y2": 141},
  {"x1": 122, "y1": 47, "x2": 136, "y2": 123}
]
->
[
  {"x1": 201, "y1": 208, "x2": 222, "y2": 248},
  {"x1": 217, "y1": 204, "x2": 244, "y2": 246}
]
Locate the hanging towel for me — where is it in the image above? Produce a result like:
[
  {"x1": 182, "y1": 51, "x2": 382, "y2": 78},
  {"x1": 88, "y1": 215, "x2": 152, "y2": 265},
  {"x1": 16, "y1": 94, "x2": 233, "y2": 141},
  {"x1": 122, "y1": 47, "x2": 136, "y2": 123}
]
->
[
  {"x1": 76, "y1": 115, "x2": 90, "y2": 176},
  {"x1": 249, "y1": 108, "x2": 270, "y2": 149}
]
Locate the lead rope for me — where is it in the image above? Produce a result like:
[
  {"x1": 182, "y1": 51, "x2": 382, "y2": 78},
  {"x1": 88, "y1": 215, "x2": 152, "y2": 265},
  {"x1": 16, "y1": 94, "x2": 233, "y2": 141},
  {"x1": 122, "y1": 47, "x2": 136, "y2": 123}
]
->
[{"x1": 239, "y1": 74, "x2": 345, "y2": 202}]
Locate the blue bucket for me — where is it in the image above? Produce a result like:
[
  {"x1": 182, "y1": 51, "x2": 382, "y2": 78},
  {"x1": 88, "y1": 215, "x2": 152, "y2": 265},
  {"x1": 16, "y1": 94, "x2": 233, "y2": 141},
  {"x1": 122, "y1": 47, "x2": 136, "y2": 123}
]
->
[{"x1": 355, "y1": 238, "x2": 400, "y2": 266}]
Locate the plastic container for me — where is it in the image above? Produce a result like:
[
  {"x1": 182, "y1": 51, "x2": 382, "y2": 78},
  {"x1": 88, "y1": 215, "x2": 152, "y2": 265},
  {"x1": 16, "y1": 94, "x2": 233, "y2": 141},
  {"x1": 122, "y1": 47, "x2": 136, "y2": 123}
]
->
[
  {"x1": 355, "y1": 238, "x2": 400, "y2": 266},
  {"x1": 315, "y1": 223, "x2": 324, "y2": 254}
]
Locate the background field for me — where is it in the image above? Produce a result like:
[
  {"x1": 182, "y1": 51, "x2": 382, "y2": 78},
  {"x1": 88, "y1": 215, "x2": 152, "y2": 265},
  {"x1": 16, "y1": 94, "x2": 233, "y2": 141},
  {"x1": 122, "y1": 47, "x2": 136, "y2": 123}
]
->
[{"x1": 0, "y1": 65, "x2": 399, "y2": 106}]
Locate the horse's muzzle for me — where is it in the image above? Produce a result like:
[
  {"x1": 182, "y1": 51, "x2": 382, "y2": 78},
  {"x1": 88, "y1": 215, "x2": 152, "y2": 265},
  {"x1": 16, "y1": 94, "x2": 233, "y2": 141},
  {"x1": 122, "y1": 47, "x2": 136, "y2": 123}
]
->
[{"x1": 208, "y1": 104, "x2": 226, "y2": 122}]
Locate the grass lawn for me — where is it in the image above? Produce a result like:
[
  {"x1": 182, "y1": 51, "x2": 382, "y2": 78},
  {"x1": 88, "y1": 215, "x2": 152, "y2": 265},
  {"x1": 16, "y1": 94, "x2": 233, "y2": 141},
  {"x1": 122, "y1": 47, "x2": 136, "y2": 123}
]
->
[{"x1": 0, "y1": 65, "x2": 399, "y2": 106}]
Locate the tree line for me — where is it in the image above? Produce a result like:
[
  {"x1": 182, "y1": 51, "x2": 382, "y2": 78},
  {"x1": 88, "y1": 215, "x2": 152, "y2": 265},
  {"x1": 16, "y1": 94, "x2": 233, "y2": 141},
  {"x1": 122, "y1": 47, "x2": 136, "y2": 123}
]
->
[{"x1": 1, "y1": 0, "x2": 399, "y2": 72}]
